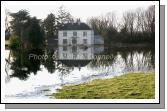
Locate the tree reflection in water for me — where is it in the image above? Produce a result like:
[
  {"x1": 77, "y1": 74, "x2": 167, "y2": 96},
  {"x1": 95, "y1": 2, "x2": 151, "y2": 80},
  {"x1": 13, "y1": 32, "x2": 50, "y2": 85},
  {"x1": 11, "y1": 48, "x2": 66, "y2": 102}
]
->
[
  {"x1": 9, "y1": 49, "x2": 44, "y2": 80},
  {"x1": 89, "y1": 46, "x2": 154, "y2": 75},
  {"x1": 5, "y1": 45, "x2": 155, "y2": 81}
]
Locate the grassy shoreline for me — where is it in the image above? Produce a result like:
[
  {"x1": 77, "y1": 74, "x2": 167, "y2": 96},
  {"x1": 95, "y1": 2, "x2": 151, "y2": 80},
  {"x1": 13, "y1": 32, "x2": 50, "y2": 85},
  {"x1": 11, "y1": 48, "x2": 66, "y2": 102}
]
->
[{"x1": 51, "y1": 72, "x2": 155, "y2": 99}]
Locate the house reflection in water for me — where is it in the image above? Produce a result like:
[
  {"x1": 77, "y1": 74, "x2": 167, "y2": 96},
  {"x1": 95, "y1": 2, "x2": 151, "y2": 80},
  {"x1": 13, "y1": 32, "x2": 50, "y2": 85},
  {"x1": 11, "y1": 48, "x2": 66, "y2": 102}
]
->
[{"x1": 58, "y1": 45, "x2": 94, "y2": 71}]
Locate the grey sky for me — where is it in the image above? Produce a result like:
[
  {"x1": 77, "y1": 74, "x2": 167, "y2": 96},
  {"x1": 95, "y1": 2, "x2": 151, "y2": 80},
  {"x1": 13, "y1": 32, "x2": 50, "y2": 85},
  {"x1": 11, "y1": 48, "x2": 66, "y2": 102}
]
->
[{"x1": 6, "y1": 4, "x2": 150, "y2": 23}]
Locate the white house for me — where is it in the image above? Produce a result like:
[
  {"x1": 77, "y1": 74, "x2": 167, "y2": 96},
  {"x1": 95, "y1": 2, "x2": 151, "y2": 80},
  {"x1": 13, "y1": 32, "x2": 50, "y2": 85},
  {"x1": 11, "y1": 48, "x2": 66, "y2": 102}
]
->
[{"x1": 58, "y1": 22, "x2": 94, "y2": 46}]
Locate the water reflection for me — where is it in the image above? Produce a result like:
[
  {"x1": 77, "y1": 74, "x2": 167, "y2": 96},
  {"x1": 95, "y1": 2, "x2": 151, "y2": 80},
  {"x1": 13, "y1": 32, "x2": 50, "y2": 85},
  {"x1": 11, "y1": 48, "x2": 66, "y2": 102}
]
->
[
  {"x1": 59, "y1": 45, "x2": 94, "y2": 60},
  {"x1": 6, "y1": 49, "x2": 44, "y2": 80},
  {"x1": 5, "y1": 45, "x2": 154, "y2": 98},
  {"x1": 58, "y1": 45, "x2": 94, "y2": 71},
  {"x1": 90, "y1": 47, "x2": 154, "y2": 73}
]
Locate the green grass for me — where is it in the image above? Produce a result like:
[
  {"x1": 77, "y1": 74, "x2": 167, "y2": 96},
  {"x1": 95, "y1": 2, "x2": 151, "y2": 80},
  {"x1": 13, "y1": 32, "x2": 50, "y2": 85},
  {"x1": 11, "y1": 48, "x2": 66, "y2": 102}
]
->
[{"x1": 51, "y1": 72, "x2": 155, "y2": 99}]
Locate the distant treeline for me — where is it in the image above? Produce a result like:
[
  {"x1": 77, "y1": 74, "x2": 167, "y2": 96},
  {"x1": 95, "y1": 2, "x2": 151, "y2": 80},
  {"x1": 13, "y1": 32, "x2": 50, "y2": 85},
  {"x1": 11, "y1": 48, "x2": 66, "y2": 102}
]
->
[
  {"x1": 87, "y1": 5, "x2": 155, "y2": 45},
  {"x1": 5, "y1": 6, "x2": 74, "y2": 49},
  {"x1": 5, "y1": 5, "x2": 155, "y2": 49}
]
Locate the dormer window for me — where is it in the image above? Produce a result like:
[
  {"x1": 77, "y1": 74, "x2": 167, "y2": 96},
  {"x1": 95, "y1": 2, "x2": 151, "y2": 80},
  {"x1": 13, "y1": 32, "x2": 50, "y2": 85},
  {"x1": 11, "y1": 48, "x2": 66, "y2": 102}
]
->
[
  {"x1": 63, "y1": 32, "x2": 67, "y2": 37},
  {"x1": 73, "y1": 32, "x2": 77, "y2": 36}
]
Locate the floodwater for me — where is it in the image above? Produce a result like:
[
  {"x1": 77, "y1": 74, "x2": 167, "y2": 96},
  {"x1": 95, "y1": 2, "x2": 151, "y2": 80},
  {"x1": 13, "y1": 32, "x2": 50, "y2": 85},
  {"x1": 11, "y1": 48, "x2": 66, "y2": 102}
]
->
[{"x1": 5, "y1": 45, "x2": 155, "y2": 99}]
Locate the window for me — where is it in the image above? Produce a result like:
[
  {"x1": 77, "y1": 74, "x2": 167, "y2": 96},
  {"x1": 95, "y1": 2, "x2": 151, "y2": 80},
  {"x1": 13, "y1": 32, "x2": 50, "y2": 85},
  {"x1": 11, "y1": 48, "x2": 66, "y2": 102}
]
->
[
  {"x1": 83, "y1": 39, "x2": 87, "y2": 44},
  {"x1": 72, "y1": 46, "x2": 77, "y2": 53},
  {"x1": 63, "y1": 53, "x2": 67, "y2": 58},
  {"x1": 63, "y1": 46, "x2": 67, "y2": 51},
  {"x1": 73, "y1": 32, "x2": 77, "y2": 36},
  {"x1": 73, "y1": 53, "x2": 77, "y2": 59},
  {"x1": 83, "y1": 53, "x2": 88, "y2": 59},
  {"x1": 83, "y1": 32, "x2": 87, "y2": 37},
  {"x1": 72, "y1": 38, "x2": 77, "y2": 44},
  {"x1": 63, "y1": 39, "x2": 67, "y2": 44},
  {"x1": 63, "y1": 32, "x2": 67, "y2": 37}
]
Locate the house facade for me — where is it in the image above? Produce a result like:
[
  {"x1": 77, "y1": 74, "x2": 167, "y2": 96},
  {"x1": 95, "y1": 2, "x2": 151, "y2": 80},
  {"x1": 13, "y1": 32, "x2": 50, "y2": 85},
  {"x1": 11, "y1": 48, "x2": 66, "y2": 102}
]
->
[{"x1": 58, "y1": 22, "x2": 94, "y2": 46}]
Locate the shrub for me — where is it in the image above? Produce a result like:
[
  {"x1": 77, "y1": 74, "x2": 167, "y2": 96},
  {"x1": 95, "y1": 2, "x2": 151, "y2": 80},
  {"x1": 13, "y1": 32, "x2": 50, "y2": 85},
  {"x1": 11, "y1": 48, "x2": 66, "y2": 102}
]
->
[{"x1": 9, "y1": 34, "x2": 21, "y2": 50}]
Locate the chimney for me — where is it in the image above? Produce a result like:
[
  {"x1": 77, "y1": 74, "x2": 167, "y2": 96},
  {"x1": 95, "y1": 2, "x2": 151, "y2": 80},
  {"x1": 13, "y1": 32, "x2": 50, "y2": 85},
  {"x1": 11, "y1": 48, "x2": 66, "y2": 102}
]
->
[
  {"x1": 78, "y1": 19, "x2": 80, "y2": 25},
  {"x1": 71, "y1": 19, "x2": 74, "y2": 25},
  {"x1": 76, "y1": 18, "x2": 81, "y2": 25}
]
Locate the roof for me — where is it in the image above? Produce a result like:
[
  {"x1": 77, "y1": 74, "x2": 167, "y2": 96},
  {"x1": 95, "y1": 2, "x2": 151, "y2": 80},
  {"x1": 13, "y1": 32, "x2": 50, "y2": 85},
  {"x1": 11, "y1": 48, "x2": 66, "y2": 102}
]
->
[
  {"x1": 60, "y1": 22, "x2": 91, "y2": 30},
  {"x1": 59, "y1": 60, "x2": 91, "y2": 67}
]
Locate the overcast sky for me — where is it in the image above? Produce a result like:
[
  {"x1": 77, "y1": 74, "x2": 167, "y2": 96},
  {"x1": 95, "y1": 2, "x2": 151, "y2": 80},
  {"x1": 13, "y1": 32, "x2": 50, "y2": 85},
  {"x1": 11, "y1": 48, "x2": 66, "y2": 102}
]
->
[{"x1": 6, "y1": 4, "x2": 152, "y2": 23}]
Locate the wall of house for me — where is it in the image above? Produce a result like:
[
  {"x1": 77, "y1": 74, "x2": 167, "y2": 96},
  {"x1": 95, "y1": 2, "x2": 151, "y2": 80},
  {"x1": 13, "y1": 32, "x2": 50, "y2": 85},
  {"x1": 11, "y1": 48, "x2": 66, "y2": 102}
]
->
[{"x1": 58, "y1": 30, "x2": 94, "y2": 46}]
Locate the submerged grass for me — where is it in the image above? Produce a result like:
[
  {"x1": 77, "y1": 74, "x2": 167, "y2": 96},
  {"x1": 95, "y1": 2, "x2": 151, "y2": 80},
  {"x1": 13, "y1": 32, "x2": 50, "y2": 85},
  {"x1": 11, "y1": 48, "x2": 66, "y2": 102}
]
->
[{"x1": 51, "y1": 72, "x2": 155, "y2": 99}]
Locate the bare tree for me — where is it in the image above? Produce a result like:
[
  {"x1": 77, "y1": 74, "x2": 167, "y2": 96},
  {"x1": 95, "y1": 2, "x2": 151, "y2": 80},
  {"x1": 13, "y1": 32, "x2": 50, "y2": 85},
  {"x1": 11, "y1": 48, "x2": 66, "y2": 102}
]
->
[
  {"x1": 56, "y1": 5, "x2": 74, "y2": 28},
  {"x1": 88, "y1": 6, "x2": 155, "y2": 44},
  {"x1": 145, "y1": 6, "x2": 155, "y2": 34},
  {"x1": 87, "y1": 11, "x2": 117, "y2": 34},
  {"x1": 135, "y1": 8, "x2": 145, "y2": 32},
  {"x1": 122, "y1": 11, "x2": 136, "y2": 37},
  {"x1": 5, "y1": 8, "x2": 11, "y2": 39}
]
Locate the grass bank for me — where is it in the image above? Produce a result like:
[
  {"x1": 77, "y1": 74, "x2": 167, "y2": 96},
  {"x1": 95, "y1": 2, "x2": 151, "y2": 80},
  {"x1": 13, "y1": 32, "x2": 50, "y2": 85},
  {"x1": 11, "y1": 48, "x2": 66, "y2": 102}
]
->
[{"x1": 51, "y1": 73, "x2": 155, "y2": 99}]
